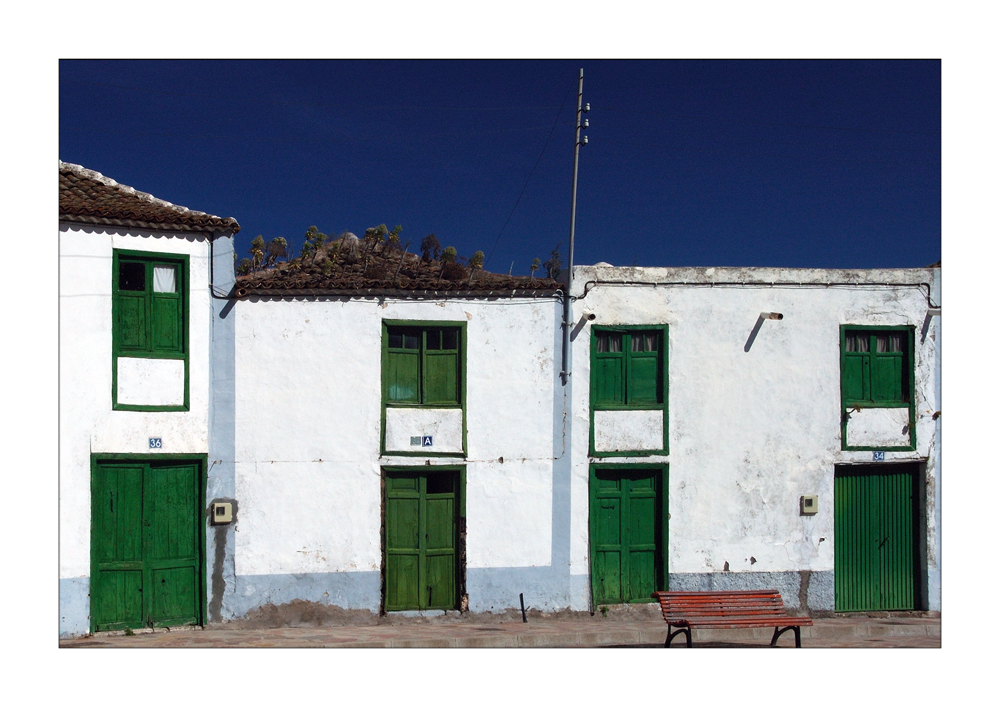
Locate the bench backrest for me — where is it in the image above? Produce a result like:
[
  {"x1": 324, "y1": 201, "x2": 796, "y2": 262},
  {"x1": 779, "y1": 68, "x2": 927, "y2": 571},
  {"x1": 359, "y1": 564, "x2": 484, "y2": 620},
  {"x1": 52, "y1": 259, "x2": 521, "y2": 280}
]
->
[{"x1": 652, "y1": 590, "x2": 790, "y2": 618}]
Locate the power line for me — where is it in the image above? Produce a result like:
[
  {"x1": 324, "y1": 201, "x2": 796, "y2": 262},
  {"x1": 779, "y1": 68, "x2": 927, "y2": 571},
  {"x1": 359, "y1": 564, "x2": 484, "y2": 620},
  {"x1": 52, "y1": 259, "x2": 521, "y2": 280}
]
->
[
  {"x1": 484, "y1": 79, "x2": 576, "y2": 269},
  {"x1": 603, "y1": 137, "x2": 941, "y2": 168},
  {"x1": 59, "y1": 78, "x2": 559, "y2": 113},
  {"x1": 599, "y1": 106, "x2": 940, "y2": 136}
]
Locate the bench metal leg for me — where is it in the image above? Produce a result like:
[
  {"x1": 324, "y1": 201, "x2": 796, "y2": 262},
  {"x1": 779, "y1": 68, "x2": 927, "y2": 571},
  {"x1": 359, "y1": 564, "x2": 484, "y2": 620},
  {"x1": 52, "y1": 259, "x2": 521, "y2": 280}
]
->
[
  {"x1": 665, "y1": 626, "x2": 692, "y2": 648},
  {"x1": 770, "y1": 625, "x2": 802, "y2": 647}
]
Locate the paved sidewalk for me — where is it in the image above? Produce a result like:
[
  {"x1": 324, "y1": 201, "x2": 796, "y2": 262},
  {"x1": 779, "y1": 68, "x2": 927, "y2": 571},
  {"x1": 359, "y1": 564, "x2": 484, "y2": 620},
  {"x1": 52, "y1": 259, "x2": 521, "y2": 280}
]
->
[{"x1": 60, "y1": 615, "x2": 940, "y2": 648}]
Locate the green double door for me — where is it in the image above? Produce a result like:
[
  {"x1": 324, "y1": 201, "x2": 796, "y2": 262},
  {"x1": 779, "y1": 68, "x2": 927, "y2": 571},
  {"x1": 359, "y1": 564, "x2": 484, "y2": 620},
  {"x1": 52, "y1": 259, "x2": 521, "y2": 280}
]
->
[
  {"x1": 835, "y1": 464, "x2": 920, "y2": 611},
  {"x1": 385, "y1": 471, "x2": 459, "y2": 611},
  {"x1": 590, "y1": 467, "x2": 666, "y2": 605},
  {"x1": 91, "y1": 459, "x2": 203, "y2": 632}
]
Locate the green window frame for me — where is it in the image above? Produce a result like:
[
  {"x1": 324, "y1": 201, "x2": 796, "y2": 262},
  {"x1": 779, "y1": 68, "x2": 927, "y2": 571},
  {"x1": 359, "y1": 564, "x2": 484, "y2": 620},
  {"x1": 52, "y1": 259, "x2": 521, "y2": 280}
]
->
[
  {"x1": 112, "y1": 250, "x2": 190, "y2": 411},
  {"x1": 840, "y1": 325, "x2": 916, "y2": 451},
  {"x1": 381, "y1": 320, "x2": 467, "y2": 458},
  {"x1": 589, "y1": 325, "x2": 669, "y2": 457},
  {"x1": 382, "y1": 322, "x2": 464, "y2": 407}
]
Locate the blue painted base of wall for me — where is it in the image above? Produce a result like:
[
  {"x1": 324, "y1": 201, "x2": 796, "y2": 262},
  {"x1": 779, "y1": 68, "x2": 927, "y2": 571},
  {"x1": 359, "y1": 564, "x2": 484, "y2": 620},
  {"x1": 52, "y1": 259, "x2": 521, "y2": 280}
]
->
[
  {"x1": 224, "y1": 571, "x2": 381, "y2": 619},
  {"x1": 212, "y1": 568, "x2": 835, "y2": 621},
  {"x1": 668, "y1": 570, "x2": 834, "y2": 613},
  {"x1": 60, "y1": 577, "x2": 90, "y2": 638},
  {"x1": 467, "y1": 566, "x2": 573, "y2": 613}
]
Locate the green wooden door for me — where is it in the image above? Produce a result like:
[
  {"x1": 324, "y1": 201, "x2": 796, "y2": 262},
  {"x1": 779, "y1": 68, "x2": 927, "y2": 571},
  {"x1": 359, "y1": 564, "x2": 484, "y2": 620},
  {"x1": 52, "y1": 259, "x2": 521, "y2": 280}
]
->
[
  {"x1": 590, "y1": 468, "x2": 664, "y2": 605},
  {"x1": 91, "y1": 460, "x2": 202, "y2": 632},
  {"x1": 385, "y1": 472, "x2": 458, "y2": 611},
  {"x1": 835, "y1": 465, "x2": 919, "y2": 612}
]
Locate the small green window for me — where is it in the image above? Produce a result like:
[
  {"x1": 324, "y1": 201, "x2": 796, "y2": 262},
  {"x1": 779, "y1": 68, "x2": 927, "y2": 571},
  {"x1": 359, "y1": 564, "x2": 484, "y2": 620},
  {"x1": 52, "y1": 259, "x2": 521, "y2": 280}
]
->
[
  {"x1": 385, "y1": 325, "x2": 461, "y2": 406},
  {"x1": 114, "y1": 254, "x2": 186, "y2": 356},
  {"x1": 841, "y1": 328, "x2": 911, "y2": 405},
  {"x1": 592, "y1": 329, "x2": 663, "y2": 407}
]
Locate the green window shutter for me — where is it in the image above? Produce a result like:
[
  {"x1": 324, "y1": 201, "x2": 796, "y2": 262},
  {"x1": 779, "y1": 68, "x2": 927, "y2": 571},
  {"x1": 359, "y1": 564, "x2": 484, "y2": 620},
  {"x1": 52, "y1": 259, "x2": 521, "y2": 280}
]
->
[
  {"x1": 627, "y1": 332, "x2": 661, "y2": 405},
  {"x1": 386, "y1": 349, "x2": 420, "y2": 403},
  {"x1": 384, "y1": 325, "x2": 461, "y2": 406},
  {"x1": 842, "y1": 354, "x2": 866, "y2": 403},
  {"x1": 871, "y1": 353, "x2": 903, "y2": 402},
  {"x1": 114, "y1": 253, "x2": 187, "y2": 357},
  {"x1": 843, "y1": 328, "x2": 911, "y2": 406},
  {"x1": 116, "y1": 293, "x2": 148, "y2": 351},
  {"x1": 423, "y1": 350, "x2": 458, "y2": 404},
  {"x1": 594, "y1": 357, "x2": 624, "y2": 405},
  {"x1": 150, "y1": 294, "x2": 181, "y2": 351}
]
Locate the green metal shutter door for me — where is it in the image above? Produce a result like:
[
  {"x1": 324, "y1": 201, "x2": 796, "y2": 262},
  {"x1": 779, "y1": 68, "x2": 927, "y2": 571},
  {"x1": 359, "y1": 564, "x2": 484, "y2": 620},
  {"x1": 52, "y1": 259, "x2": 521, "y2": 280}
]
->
[{"x1": 835, "y1": 466, "x2": 917, "y2": 611}]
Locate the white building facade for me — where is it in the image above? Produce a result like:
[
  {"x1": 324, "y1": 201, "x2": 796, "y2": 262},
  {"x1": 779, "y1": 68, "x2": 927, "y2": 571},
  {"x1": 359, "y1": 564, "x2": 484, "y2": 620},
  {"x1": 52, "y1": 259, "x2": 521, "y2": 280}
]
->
[
  {"x1": 59, "y1": 163, "x2": 239, "y2": 636},
  {"x1": 59, "y1": 164, "x2": 941, "y2": 636}
]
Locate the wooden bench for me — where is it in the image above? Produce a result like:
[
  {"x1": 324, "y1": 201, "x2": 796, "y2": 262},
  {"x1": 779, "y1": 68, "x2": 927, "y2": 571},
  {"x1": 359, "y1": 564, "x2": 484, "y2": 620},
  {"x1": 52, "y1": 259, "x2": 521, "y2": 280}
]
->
[{"x1": 652, "y1": 590, "x2": 813, "y2": 647}]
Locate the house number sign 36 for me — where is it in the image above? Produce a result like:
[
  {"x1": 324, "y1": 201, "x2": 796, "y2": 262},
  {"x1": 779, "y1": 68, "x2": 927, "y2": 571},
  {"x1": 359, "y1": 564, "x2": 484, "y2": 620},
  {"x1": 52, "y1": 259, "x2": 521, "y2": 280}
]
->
[{"x1": 149, "y1": 437, "x2": 163, "y2": 449}]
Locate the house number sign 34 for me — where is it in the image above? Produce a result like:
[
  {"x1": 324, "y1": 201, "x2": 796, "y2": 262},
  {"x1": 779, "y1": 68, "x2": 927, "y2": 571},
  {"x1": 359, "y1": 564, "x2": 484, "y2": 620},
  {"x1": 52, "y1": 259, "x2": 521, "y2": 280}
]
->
[{"x1": 149, "y1": 437, "x2": 163, "y2": 449}]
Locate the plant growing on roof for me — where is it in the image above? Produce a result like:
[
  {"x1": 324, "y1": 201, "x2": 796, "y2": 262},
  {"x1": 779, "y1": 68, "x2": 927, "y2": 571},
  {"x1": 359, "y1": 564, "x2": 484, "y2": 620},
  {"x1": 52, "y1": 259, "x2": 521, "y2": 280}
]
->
[
  {"x1": 441, "y1": 246, "x2": 457, "y2": 263},
  {"x1": 249, "y1": 235, "x2": 266, "y2": 272},
  {"x1": 387, "y1": 224, "x2": 402, "y2": 248},
  {"x1": 265, "y1": 237, "x2": 288, "y2": 268},
  {"x1": 543, "y1": 243, "x2": 562, "y2": 279},
  {"x1": 236, "y1": 257, "x2": 252, "y2": 276},
  {"x1": 529, "y1": 258, "x2": 540, "y2": 281},
  {"x1": 364, "y1": 224, "x2": 388, "y2": 246},
  {"x1": 468, "y1": 250, "x2": 484, "y2": 284},
  {"x1": 302, "y1": 226, "x2": 328, "y2": 262},
  {"x1": 420, "y1": 233, "x2": 441, "y2": 262}
]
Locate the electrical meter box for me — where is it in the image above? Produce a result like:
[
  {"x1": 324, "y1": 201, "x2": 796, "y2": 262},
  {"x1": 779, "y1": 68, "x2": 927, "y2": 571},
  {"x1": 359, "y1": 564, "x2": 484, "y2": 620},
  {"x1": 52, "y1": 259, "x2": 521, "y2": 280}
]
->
[
  {"x1": 800, "y1": 495, "x2": 819, "y2": 516},
  {"x1": 211, "y1": 502, "x2": 233, "y2": 525}
]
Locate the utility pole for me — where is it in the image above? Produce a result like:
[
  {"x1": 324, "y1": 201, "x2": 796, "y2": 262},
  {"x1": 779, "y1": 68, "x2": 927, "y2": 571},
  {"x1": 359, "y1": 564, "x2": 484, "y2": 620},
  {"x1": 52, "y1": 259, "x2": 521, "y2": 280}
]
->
[{"x1": 561, "y1": 68, "x2": 589, "y2": 385}]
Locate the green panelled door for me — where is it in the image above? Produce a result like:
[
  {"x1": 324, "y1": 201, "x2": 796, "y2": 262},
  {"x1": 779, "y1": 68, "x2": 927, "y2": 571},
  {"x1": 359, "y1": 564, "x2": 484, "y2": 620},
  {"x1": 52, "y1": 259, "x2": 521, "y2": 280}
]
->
[
  {"x1": 91, "y1": 460, "x2": 202, "y2": 632},
  {"x1": 385, "y1": 472, "x2": 458, "y2": 611},
  {"x1": 835, "y1": 465, "x2": 919, "y2": 611},
  {"x1": 590, "y1": 468, "x2": 663, "y2": 605}
]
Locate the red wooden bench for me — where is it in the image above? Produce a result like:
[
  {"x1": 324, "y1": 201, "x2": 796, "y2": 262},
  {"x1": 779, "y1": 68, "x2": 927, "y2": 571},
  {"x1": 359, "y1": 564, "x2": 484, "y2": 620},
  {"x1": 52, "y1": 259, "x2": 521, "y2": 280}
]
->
[{"x1": 652, "y1": 590, "x2": 813, "y2": 647}]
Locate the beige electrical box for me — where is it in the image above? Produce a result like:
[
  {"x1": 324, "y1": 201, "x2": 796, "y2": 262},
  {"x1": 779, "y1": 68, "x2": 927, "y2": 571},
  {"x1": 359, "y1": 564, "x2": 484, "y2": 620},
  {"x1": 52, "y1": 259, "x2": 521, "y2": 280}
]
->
[
  {"x1": 211, "y1": 502, "x2": 233, "y2": 524},
  {"x1": 800, "y1": 495, "x2": 819, "y2": 516}
]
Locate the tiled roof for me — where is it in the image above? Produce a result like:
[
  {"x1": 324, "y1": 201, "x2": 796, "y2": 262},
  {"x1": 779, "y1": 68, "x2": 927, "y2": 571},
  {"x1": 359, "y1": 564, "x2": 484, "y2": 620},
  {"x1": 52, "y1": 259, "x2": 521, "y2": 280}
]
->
[
  {"x1": 59, "y1": 161, "x2": 240, "y2": 234},
  {"x1": 235, "y1": 241, "x2": 562, "y2": 298}
]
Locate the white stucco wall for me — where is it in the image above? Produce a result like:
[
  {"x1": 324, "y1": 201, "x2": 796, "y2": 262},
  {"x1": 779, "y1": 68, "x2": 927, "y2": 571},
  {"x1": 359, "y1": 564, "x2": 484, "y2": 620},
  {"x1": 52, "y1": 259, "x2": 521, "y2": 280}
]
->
[
  {"x1": 569, "y1": 265, "x2": 940, "y2": 606},
  {"x1": 59, "y1": 224, "x2": 214, "y2": 581},
  {"x1": 845, "y1": 406, "x2": 911, "y2": 447},
  {"x1": 385, "y1": 407, "x2": 464, "y2": 453},
  {"x1": 594, "y1": 409, "x2": 664, "y2": 452},
  {"x1": 117, "y1": 357, "x2": 186, "y2": 406},
  {"x1": 232, "y1": 296, "x2": 562, "y2": 585}
]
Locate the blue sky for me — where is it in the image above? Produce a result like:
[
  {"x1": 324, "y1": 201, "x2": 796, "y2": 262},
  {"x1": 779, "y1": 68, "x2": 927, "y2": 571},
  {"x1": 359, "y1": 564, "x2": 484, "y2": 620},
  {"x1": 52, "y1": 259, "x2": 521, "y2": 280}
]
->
[{"x1": 59, "y1": 60, "x2": 940, "y2": 275}]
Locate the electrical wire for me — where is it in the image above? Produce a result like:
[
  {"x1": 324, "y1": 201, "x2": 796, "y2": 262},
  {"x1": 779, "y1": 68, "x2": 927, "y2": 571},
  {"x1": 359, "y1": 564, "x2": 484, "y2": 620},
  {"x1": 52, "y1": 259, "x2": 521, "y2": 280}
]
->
[
  {"x1": 484, "y1": 79, "x2": 575, "y2": 269},
  {"x1": 599, "y1": 106, "x2": 940, "y2": 136}
]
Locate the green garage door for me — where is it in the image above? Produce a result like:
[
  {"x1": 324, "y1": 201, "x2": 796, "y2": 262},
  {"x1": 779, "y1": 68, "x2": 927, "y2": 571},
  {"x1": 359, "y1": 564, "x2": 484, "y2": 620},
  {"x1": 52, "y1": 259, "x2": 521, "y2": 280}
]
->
[
  {"x1": 91, "y1": 459, "x2": 203, "y2": 632},
  {"x1": 835, "y1": 464, "x2": 919, "y2": 612},
  {"x1": 590, "y1": 466, "x2": 666, "y2": 605},
  {"x1": 385, "y1": 471, "x2": 458, "y2": 611}
]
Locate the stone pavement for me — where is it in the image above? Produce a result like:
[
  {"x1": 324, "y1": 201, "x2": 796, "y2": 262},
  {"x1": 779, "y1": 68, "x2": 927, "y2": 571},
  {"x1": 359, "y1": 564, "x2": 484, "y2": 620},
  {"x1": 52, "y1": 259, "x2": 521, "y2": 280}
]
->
[{"x1": 60, "y1": 614, "x2": 940, "y2": 649}]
